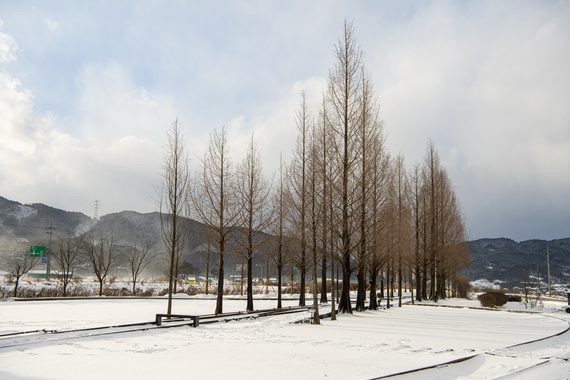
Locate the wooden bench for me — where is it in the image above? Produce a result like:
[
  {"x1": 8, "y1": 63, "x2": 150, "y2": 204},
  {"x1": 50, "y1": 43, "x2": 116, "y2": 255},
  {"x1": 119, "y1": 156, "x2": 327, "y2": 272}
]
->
[{"x1": 155, "y1": 314, "x2": 200, "y2": 327}]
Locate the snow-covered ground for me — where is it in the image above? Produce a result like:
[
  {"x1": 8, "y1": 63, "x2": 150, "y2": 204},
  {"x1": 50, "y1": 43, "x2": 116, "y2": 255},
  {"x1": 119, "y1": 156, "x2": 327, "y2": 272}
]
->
[{"x1": 0, "y1": 295, "x2": 569, "y2": 379}]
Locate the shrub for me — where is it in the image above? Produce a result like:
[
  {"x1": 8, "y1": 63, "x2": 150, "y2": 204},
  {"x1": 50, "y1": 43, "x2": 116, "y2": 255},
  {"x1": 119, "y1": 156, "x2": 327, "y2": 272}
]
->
[
  {"x1": 186, "y1": 286, "x2": 199, "y2": 296},
  {"x1": 102, "y1": 287, "x2": 131, "y2": 296},
  {"x1": 66, "y1": 285, "x2": 93, "y2": 297},
  {"x1": 455, "y1": 275, "x2": 472, "y2": 299},
  {"x1": 507, "y1": 294, "x2": 522, "y2": 302},
  {"x1": 477, "y1": 291, "x2": 508, "y2": 308},
  {"x1": 139, "y1": 288, "x2": 155, "y2": 297}
]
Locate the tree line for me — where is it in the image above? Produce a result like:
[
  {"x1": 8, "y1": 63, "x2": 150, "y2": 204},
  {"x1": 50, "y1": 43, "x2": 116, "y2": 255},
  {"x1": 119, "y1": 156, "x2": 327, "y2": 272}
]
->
[
  {"x1": 0, "y1": 233, "x2": 159, "y2": 298},
  {"x1": 159, "y1": 20, "x2": 469, "y2": 318}
]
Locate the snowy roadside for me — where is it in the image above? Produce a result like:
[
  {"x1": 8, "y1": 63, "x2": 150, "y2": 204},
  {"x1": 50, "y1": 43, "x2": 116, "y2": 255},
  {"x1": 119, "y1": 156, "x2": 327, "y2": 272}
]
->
[{"x1": 1, "y1": 296, "x2": 569, "y2": 379}]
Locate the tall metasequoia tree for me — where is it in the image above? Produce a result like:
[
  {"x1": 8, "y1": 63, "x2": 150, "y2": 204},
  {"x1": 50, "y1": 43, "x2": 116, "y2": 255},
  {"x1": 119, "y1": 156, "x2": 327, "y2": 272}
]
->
[
  {"x1": 367, "y1": 142, "x2": 390, "y2": 310},
  {"x1": 235, "y1": 133, "x2": 273, "y2": 311},
  {"x1": 392, "y1": 154, "x2": 411, "y2": 307},
  {"x1": 285, "y1": 91, "x2": 312, "y2": 307},
  {"x1": 159, "y1": 119, "x2": 189, "y2": 315},
  {"x1": 420, "y1": 140, "x2": 468, "y2": 301},
  {"x1": 434, "y1": 168, "x2": 469, "y2": 298},
  {"x1": 409, "y1": 163, "x2": 425, "y2": 301},
  {"x1": 423, "y1": 140, "x2": 442, "y2": 301},
  {"x1": 268, "y1": 153, "x2": 287, "y2": 309},
  {"x1": 191, "y1": 126, "x2": 237, "y2": 315},
  {"x1": 383, "y1": 173, "x2": 398, "y2": 309},
  {"x1": 316, "y1": 96, "x2": 331, "y2": 304},
  {"x1": 354, "y1": 66, "x2": 383, "y2": 312},
  {"x1": 307, "y1": 121, "x2": 321, "y2": 324},
  {"x1": 325, "y1": 119, "x2": 340, "y2": 320},
  {"x1": 327, "y1": 20, "x2": 364, "y2": 314}
]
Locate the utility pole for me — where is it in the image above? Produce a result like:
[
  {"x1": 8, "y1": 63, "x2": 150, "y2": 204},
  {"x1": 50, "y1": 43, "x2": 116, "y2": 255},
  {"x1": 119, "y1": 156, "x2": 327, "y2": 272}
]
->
[
  {"x1": 45, "y1": 222, "x2": 56, "y2": 280},
  {"x1": 546, "y1": 244, "x2": 551, "y2": 297}
]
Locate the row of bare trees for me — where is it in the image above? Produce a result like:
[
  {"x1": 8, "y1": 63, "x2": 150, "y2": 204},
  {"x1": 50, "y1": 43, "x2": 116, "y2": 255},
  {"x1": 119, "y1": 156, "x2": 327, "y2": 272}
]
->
[
  {"x1": 157, "y1": 20, "x2": 468, "y2": 317},
  {"x1": 1, "y1": 233, "x2": 158, "y2": 298}
]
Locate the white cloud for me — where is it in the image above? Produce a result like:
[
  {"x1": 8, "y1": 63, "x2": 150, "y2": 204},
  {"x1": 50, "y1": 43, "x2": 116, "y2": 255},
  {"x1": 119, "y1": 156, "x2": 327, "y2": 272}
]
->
[
  {"x1": 0, "y1": 30, "x2": 18, "y2": 63},
  {"x1": 371, "y1": 2, "x2": 570, "y2": 240},
  {"x1": 223, "y1": 76, "x2": 327, "y2": 176},
  {"x1": 74, "y1": 62, "x2": 175, "y2": 145},
  {"x1": 0, "y1": 2, "x2": 568, "y2": 240},
  {"x1": 42, "y1": 18, "x2": 59, "y2": 30},
  {"x1": 0, "y1": 38, "x2": 172, "y2": 215}
]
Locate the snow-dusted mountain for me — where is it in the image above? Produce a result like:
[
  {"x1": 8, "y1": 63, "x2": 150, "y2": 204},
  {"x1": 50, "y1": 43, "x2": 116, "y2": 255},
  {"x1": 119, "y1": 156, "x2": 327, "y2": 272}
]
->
[
  {"x1": 0, "y1": 196, "x2": 95, "y2": 245},
  {"x1": 464, "y1": 237, "x2": 570, "y2": 287},
  {"x1": 0, "y1": 196, "x2": 204, "y2": 249},
  {"x1": 1, "y1": 195, "x2": 569, "y2": 286}
]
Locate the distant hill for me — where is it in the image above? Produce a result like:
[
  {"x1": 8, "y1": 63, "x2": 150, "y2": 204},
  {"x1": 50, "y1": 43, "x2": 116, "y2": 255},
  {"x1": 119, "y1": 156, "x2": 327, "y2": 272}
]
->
[
  {"x1": 464, "y1": 238, "x2": 570, "y2": 286},
  {"x1": 1, "y1": 196, "x2": 569, "y2": 285},
  {"x1": 0, "y1": 196, "x2": 206, "y2": 250},
  {"x1": 0, "y1": 196, "x2": 250, "y2": 277},
  {"x1": 0, "y1": 196, "x2": 94, "y2": 246}
]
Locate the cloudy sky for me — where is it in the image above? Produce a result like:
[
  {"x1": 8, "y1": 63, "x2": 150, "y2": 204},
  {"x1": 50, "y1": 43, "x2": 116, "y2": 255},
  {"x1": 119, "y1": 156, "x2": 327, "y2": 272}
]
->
[{"x1": 0, "y1": 1, "x2": 568, "y2": 242}]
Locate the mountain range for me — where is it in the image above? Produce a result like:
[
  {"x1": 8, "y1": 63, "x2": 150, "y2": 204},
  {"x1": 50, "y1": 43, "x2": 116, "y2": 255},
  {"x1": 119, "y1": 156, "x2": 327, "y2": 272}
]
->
[{"x1": 1, "y1": 196, "x2": 569, "y2": 286}]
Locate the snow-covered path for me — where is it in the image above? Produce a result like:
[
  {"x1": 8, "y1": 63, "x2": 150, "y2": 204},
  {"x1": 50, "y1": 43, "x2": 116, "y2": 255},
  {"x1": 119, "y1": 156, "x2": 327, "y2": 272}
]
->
[{"x1": 0, "y1": 297, "x2": 569, "y2": 379}]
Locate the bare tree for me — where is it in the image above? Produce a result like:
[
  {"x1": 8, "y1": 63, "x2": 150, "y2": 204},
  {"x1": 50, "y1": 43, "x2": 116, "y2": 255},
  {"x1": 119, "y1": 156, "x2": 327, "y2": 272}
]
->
[
  {"x1": 354, "y1": 66, "x2": 384, "y2": 312},
  {"x1": 1, "y1": 251, "x2": 38, "y2": 297},
  {"x1": 392, "y1": 153, "x2": 411, "y2": 307},
  {"x1": 52, "y1": 234, "x2": 84, "y2": 297},
  {"x1": 367, "y1": 142, "x2": 390, "y2": 310},
  {"x1": 315, "y1": 95, "x2": 332, "y2": 305},
  {"x1": 409, "y1": 163, "x2": 424, "y2": 302},
  {"x1": 307, "y1": 120, "x2": 321, "y2": 324},
  {"x1": 419, "y1": 140, "x2": 468, "y2": 301},
  {"x1": 268, "y1": 153, "x2": 288, "y2": 309},
  {"x1": 190, "y1": 126, "x2": 237, "y2": 315},
  {"x1": 82, "y1": 234, "x2": 115, "y2": 297},
  {"x1": 327, "y1": 20, "x2": 364, "y2": 314},
  {"x1": 235, "y1": 133, "x2": 273, "y2": 311},
  {"x1": 128, "y1": 235, "x2": 158, "y2": 295},
  {"x1": 158, "y1": 118, "x2": 190, "y2": 314},
  {"x1": 285, "y1": 91, "x2": 312, "y2": 307}
]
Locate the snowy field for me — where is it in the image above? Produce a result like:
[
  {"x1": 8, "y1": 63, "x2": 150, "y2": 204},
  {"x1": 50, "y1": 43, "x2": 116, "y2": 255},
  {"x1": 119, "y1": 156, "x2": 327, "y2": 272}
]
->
[{"x1": 1, "y1": 295, "x2": 569, "y2": 380}]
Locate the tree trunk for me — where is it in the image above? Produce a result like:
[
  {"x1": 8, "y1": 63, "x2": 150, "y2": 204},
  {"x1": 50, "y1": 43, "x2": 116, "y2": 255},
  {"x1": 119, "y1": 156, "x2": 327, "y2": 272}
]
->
[
  {"x1": 386, "y1": 264, "x2": 391, "y2": 309},
  {"x1": 398, "y1": 256, "x2": 402, "y2": 307},
  {"x1": 215, "y1": 239, "x2": 224, "y2": 315},
  {"x1": 13, "y1": 278, "x2": 19, "y2": 298},
  {"x1": 338, "y1": 256, "x2": 352, "y2": 313},
  {"x1": 247, "y1": 254, "x2": 254, "y2": 311},
  {"x1": 299, "y1": 264, "x2": 306, "y2": 307},
  {"x1": 368, "y1": 269, "x2": 379, "y2": 310},
  {"x1": 355, "y1": 269, "x2": 366, "y2": 311},
  {"x1": 277, "y1": 262, "x2": 282, "y2": 309},
  {"x1": 320, "y1": 255, "x2": 328, "y2": 303}
]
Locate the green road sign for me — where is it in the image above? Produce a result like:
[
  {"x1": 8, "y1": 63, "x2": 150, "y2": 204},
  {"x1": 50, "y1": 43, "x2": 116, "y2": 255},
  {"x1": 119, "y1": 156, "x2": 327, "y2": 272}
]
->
[
  {"x1": 293, "y1": 266, "x2": 299, "y2": 271},
  {"x1": 30, "y1": 246, "x2": 46, "y2": 257}
]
